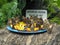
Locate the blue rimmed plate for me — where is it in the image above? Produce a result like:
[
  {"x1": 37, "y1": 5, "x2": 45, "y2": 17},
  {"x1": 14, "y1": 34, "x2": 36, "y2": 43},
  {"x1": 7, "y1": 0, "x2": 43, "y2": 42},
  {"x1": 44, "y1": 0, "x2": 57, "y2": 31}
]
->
[{"x1": 7, "y1": 26, "x2": 47, "y2": 34}]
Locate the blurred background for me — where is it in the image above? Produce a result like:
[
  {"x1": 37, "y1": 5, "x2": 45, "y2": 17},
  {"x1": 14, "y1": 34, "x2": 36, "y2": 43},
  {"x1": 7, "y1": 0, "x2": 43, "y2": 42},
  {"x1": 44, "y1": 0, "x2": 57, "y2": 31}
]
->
[{"x1": 0, "y1": 0, "x2": 60, "y2": 28}]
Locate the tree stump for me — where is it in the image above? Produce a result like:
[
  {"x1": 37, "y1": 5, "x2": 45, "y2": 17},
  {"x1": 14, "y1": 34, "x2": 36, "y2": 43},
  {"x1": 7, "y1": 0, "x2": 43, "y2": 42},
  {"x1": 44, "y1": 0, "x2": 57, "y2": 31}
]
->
[{"x1": 0, "y1": 25, "x2": 60, "y2": 45}]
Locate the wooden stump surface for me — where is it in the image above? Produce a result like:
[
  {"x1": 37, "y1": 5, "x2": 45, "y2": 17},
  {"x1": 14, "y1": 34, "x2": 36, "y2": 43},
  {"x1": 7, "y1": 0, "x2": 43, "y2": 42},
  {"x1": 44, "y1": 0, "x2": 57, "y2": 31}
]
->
[{"x1": 0, "y1": 25, "x2": 60, "y2": 45}]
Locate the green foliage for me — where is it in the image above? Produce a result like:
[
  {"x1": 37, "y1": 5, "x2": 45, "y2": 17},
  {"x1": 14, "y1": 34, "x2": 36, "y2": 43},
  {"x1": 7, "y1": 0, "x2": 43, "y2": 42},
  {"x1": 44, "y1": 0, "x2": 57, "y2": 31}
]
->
[
  {"x1": 0, "y1": 0, "x2": 7, "y2": 8},
  {"x1": 0, "y1": 0, "x2": 60, "y2": 28},
  {"x1": 53, "y1": 0, "x2": 60, "y2": 8},
  {"x1": 48, "y1": 0, "x2": 60, "y2": 13},
  {"x1": 0, "y1": 12, "x2": 6, "y2": 28},
  {"x1": 1, "y1": 1, "x2": 21, "y2": 18},
  {"x1": 2, "y1": 2, "x2": 17, "y2": 18},
  {"x1": 50, "y1": 17, "x2": 60, "y2": 24},
  {"x1": 47, "y1": 0, "x2": 60, "y2": 24},
  {"x1": 0, "y1": 1, "x2": 21, "y2": 28},
  {"x1": 18, "y1": 0, "x2": 26, "y2": 9}
]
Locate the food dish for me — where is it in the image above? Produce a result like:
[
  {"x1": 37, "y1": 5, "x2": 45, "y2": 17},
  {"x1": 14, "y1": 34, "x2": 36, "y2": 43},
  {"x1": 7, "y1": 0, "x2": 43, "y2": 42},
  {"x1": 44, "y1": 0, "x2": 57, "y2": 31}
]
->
[{"x1": 7, "y1": 26, "x2": 47, "y2": 34}]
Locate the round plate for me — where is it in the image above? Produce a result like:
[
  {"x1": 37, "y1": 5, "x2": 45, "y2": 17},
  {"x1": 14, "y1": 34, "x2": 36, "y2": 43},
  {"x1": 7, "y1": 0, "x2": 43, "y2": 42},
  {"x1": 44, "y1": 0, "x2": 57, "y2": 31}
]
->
[{"x1": 7, "y1": 26, "x2": 47, "y2": 34}]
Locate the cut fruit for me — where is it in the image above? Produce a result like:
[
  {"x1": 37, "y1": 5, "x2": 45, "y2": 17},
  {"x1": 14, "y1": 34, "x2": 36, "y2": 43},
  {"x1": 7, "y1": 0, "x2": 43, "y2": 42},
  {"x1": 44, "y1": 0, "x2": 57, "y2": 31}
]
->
[
  {"x1": 25, "y1": 28, "x2": 31, "y2": 31},
  {"x1": 41, "y1": 25, "x2": 43, "y2": 28},
  {"x1": 34, "y1": 27, "x2": 39, "y2": 31}
]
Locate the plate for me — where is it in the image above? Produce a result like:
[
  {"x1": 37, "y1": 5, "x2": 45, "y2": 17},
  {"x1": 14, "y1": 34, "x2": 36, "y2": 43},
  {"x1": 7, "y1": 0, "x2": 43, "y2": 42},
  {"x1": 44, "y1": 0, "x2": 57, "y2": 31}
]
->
[{"x1": 7, "y1": 26, "x2": 47, "y2": 34}]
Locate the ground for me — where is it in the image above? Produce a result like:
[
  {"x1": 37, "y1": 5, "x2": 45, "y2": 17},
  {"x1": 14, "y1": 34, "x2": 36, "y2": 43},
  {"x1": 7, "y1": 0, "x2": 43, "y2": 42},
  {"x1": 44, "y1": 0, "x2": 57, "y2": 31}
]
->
[{"x1": 0, "y1": 24, "x2": 60, "y2": 45}]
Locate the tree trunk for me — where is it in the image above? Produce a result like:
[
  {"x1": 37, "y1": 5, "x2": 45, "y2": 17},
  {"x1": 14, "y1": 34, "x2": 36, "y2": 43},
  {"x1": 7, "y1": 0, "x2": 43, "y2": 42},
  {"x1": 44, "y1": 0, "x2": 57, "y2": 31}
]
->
[{"x1": 22, "y1": 0, "x2": 43, "y2": 16}]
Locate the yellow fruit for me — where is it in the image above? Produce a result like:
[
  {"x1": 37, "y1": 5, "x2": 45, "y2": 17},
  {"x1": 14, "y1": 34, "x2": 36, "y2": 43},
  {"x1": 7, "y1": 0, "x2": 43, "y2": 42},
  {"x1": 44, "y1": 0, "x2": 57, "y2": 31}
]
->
[
  {"x1": 14, "y1": 26, "x2": 16, "y2": 29},
  {"x1": 17, "y1": 26, "x2": 21, "y2": 30},
  {"x1": 25, "y1": 28, "x2": 31, "y2": 31},
  {"x1": 10, "y1": 24, "x2": 13, "y2": 27},
  {"x1": 20, "y1": 27, "x2": 24, "y2": 30},
  {"x1": 34, "y1": 23, "x2": 36, "y2": 27},
  {"x1": 14, "y1": 25, "x2": 18, "y2": 30},
  {"x1": 19, "y1": 22, "x2": 24, "y2": 24},
  {"x1": 24, "y1": 24, "x2": 27, "y2": 26},
  {"x1": 18, "y1": 24, "x2": 25, "y2": 30},
  {"x1": 41, "y1": 25, "x2": 43, "y2": 28},
  {"x1": 34, "y1": 27, "x2": 39, "y2": 31},
  {"x1": 19, "y1": 22, "x2": 26, "y2": 30}
]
